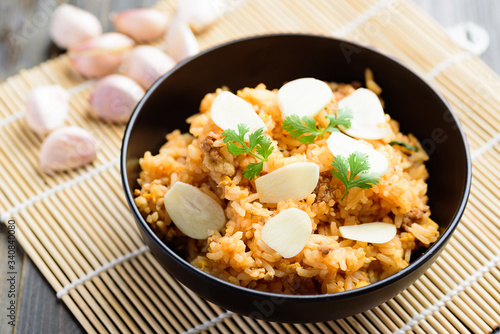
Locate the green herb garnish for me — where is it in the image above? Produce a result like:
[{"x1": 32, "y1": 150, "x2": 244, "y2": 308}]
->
[
  {"x1": 282, "y1": 107, "x2": 353, "y2": 144},
  {"x1": 222, "y1": 124, "x2": 274, "y2": 180},
  {"x1": 331, "y1": 151, "x2": 381, "y2": 200},
  {"x1": 389, "y1": 141, "x2": 419, "y2": 152}
]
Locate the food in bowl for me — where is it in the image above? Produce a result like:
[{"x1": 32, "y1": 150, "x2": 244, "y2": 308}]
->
[{"x1": 133, "y1": 73, "x2": 439, "y2": 295}]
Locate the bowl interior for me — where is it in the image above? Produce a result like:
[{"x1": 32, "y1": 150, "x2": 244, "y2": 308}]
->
[{"x1": 121, "y1": 34, "x2": 471, "y2": 320}]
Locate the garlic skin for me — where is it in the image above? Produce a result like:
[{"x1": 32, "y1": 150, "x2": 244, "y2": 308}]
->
[
  {"x1": 177, "y1": 0, "x2": 222, "y2": 33},
  {"x1": 122, "y1": 46, "x2": 176, "y2": 89},
  {"x1": 25, "y1": 85, "x2": 70, "y2": 136},
  {"x1": 163, "y1": 16, "x2": 200, "y2": 62},
  {"x1": 111, "y1": 8, "x2": 168, "y2": 42},
  {"x1": 89, "y1": 74, "x2": 145, "y2": 123},
  {"x1": 39, "y1": 126, "x2": 98, "y2": 173},
  {"x1": 50, "y1": 4, "x2": 102, "y2": 49},
  {"x1": 69, "y1": 33, "x2": 135, "y2": 78}
]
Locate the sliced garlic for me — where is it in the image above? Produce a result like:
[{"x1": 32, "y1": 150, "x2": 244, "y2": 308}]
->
[
  {"x1": 39, "y1": 126, "x2": 98, "y2": 173},
  {"x1": 25, "y1": 85, "x2": 70, "y2": 136},
  {"x1": 122, "y1": 46, "x2": 176, "y2": 89},
  {"x1": 327, "y1": 132, "x2": 389, "y2": 176},
  {"x1": 111, "y1": 8, "x2": 168, "y2": 42},
  {"x1": 338, "y1": 88, "x2": 391, "y2": 140},
  {"x1": 164, "y1": 182, "x2": 225, "y2": 239},
  {"x1": 277, "y1": 78, "x2": 334, "y2": 119},
  {"x1": 261, "y1": 208, "x2": 312, "y2": 258},
  {"x1": 69, "y1": 32, "x2": 135, "y2": 78},
  {"x1": 50, "y1": 4, "x2": 102, "y2": 49},
  {"x1": 255, "y1": 162, "x2": 319, "y2": 203},
  {"x1": 210, "y1": 91, "x2": 266, "y2": 136},
  {"x1": 163, "y1": 16, "x2": 200, "y2": 62},
  {"x1": 339, "y1": 222, "x2": 396, "y2": 244},
  {"x1": 176, "y1": 0, "x2": 222, "y2": 33}
]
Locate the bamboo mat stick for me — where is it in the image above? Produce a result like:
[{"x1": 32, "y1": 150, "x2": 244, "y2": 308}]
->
[{"x1": 2, "y1": 0, "x2": 500, "y2": 333}]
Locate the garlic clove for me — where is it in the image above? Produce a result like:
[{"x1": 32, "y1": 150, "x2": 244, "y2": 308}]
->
[
  {"x1": 25, "y1": 85, "x2": 70, "y2": 136},
  {"x1": 176, "y1": 0, "x2": 222, "y2": 33},
  {"x1": 162, "y1": 16, "x2": 200, "y2": 62},
  {"x1": 339, "y1": 222, "x2": 396, "y2": 244},
  {"x1": 39, "y1": 126, "x2": 98, "y2": 173},
  {"x1": 89, "y1": 74, "x2": 145, "y2": 124},
  {"x1": 338, "y1": 88, "x2": 391, "y2": 140},
  {"x1": 211, "y1": 91, "x2": 266, "y2": 136},
  {"x1": 69, "y1": 33, "x2": 135, "y2": 78},
  {"x1": 163, "y1": 181, "x2": 226, "y2": 239},
  {"x1": 256, "y1": 162, "x2": 319, "y2": 203},
  {"x1": 122, "y1": 46, "x2": 176, "y2": 90},
  {"x1": 111, "y1": 8, "x2": 168, "y2": 42},
  {"x1": 327, "y1": 132, "x2": 389, "y2": 176},
  {"x1": 261, "y1": 208, "x2": 312, "y2": 258},
  {"x1": 50, "y1": 4, "x2": 102, "y2": 49},
  {"x1": 277, "y1": 78, "x2": 334, "y2": 119}
]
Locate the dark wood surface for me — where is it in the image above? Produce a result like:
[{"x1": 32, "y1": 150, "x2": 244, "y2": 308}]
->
[{"x1": 0, "y1": 1, "x2": 499, "y2": 333}]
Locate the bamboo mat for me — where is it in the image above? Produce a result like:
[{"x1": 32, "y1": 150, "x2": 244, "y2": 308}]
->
[{"x1": 1, "y1": 0, "x2": 499, "y2": 333}]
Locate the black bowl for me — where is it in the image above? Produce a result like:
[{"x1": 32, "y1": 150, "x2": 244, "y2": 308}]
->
[{"x1": 121, "y1": 34, "x2": 471, "y2": 323}]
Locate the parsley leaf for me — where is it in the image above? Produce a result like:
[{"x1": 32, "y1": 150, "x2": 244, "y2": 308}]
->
[
  {"x1": 389, "y1": 141, "x2": 419, "y2": 152},
  {"x1": 282, "y1": 107, "x2": 353, "y2": 144},
  {"x1": 331, "y1": 151, "x2": 380, "y2": 200},
  {"x1": 222, "y1": 124, "x2": 274, "y2": 180}
]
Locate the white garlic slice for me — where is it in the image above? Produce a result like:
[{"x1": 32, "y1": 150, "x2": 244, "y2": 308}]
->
[
  {"x1": 327, "y1": 132, "x2": 389, "y2": 176},
  {"x1": 338, "y1": 88, "x2": 391, "y2": 140},
  {"x1": 211, "y1": 91, "x2": 266, "y2": 135},
  {"x1": 39, "y1": 126, "x2": 98, "y2": 173},
  {"x1": 277, "y1": 78, "x2": 334, "y2": 119},
  {"x1": 50, "y1": 4, "x2": 102, "y2": 49},
  {"x1": 163, "y1": 16, "x2": 200, "y2": 62},
  {"x1": 164, "y1": 182, "x2": 225, "y2": 239},
  {"x1": 256, "y1": 162, "x2": 319, "y2": 203},
  {"x1": 111, "y1": 8, "x2": 168, "y2": 42},
  {"x1": 176, "y1": 0, "x2": 222, "y2": 33},
  {"x1": 261, "y1": 208, "x2": 312, "y2": 258},
  {"x1": 25, "y1": 85, "x2": 70, "y2": 136},
  {"x1": 339, "y1": 222, "x2": 396, "y2": 244},
  {"x1": 122, "y1": 46, "x2": 176, "y2": 89}
]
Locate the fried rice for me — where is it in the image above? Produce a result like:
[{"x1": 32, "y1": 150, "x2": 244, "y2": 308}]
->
[{"x1": 134, "y1": 79, "x2": 439, "y2": 295}]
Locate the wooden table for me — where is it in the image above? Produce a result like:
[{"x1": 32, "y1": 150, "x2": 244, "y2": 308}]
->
[{"x1": 0, "y1": 1, "x2": 499, "y2": 333}]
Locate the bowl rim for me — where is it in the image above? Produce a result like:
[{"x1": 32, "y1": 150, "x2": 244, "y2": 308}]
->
[{"x1": 121, "y1": 33, "x2": 472, "y2": 301}]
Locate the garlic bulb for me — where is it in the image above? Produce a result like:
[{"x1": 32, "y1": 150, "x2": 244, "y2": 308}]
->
[
  {"x1": 39, "y1": 126, "x2": 98, "y2": 173},
  {"x1": 177, "y1": 0, "x2": 222, "y2": 33},
  {"x1": 25, "y1": 85, "x2": 69, "y2": 136},
  {"x1": 122, "y1": 46, "x2": 176, "y2": 89},
  {"x1": 89, "y1": 74, "x2": 145, "y2": 123},
  {"x1": 163, "y1": 16, "x2": 200, "y2": 62},
  {"x1": 50, "y1": 4, "x2": 102, "y2": 49},
  {"x1": 69, "y1": 33, "x2": 135, "y2": 78},
  {"x1": 111, "y1": 8, "x2": 168, "y2": 42}
]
